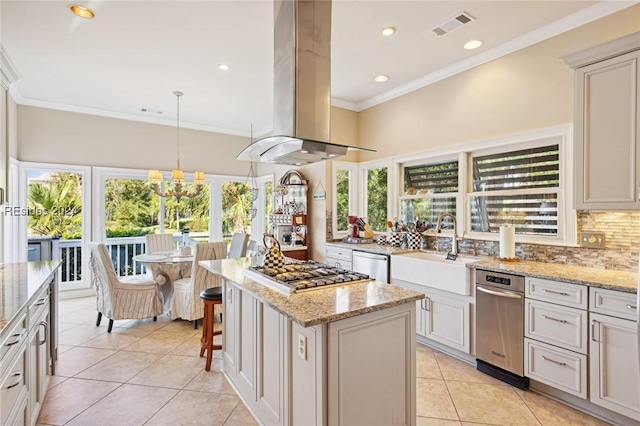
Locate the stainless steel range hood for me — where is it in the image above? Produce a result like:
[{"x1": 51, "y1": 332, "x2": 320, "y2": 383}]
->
[{"x1": 237, "y1": 0, "x2": 374, "y2": 165}]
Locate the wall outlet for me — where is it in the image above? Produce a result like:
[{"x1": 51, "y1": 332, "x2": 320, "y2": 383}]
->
[
  {"x1": 297, "y1": 334, "x2": 307, "y2": 360},
  {"x1": 579, "y1": 232, "x2": 606, "y2": 248}
]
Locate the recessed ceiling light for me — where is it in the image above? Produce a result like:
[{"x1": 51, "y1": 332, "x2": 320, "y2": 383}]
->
[
  {"x1": 69, "y1": 4, "x2": 95, "y2": 19},
  {"x1": 374, "y1": 75, "x2": 389, "y2": 83},
  {"x1": 464, "y1": 40, "x2": 483, "y2": 50},
  {"x1": 218, "y1": 64, "x2": 230, "y2": 71},
  {"x1": 381, "y1": 27, "x2": 396, "y2": 36}
]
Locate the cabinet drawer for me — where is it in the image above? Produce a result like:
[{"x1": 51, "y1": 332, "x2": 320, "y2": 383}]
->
[
  {"x1": 1, "y1": 343, "x2": 28, "y2": 426},
  {"x1": 0, "y1": 312, "x2": 27, "y2": 374},
  {"x1": 325, "y1": 245, "x2": 352, "y2": 262},
  {"x1": 325, "y1": 256, "x2": 352, "y2": 271},
  {"x1": 29, "y1": 286, "x2": 50, "y2": 331},
  {"x1": 525, "y1": 338, "x2": 587, "y2": 399},
  {"x1": 525, "y1": 300, "x2": 587, "y2": 354},
  {"x1": 589, "y1": 287, "x2": 637, "y2": 321},
  {"x1": 526, "y1": 277, "x2": 587, "y2": 309}
]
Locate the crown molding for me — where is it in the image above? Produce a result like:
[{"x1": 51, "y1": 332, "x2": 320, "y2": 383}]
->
[
  {"x1": 330, "y1": 97, "x2": 359, "y2": 112},
  {"x1": 12, "y1": 88, "x2": 254, "y2": 137},
  {"x1": 354, "y1": 1, "x2": 636, "y2": 112},
  {"x1": 561, "y1": 29, "x2": 640, "y2": 68},
  {"x1": 0, "y1": 45, "x2": 21, "y2": 89}
]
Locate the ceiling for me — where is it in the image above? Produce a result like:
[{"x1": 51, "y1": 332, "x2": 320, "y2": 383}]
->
[{"x1": 0, "y1": 1, "x2": 631, "y2": 138}]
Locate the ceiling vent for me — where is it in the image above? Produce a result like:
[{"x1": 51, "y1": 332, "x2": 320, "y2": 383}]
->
[{"x1": 432, "y1": 12, "x2": 475, "y2": 36}]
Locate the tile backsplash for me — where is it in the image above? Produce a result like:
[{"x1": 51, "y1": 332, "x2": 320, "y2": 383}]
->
[{"x1": 441, "y1": 211, "x2": 640, "y2": 272}]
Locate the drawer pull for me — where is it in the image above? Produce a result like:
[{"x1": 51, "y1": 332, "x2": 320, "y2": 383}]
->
[
  {"x1": 542, "y1": 356, "x2": 567, "y2": 367},
  {"x1": 626, "y1": 304, "x2": 637, "y2": 310},
  {"x1": 423, "y1": 297, "x2": 431, "y2": 311},
  {"x1": 543, "y1": 289, "x2": 569, "y2": 296},
  {"x1": 542, "y1": 315, "x2": 567, "y2": 324},
  {"x1": 591, "y1": 320, "x2": 598, "y2": 342},
  {"x1": 6, "y1": 373, "x2": 22, "y2": 389},
  {"x1": 39, "y1": 321, "x2": 49, "y2": 346},
  {"x1": 34, "y1": 298, "x2": 46, "y2": 306},
  {"x1": 5, "y1": 332, "x2": 25, "y2": 347}
]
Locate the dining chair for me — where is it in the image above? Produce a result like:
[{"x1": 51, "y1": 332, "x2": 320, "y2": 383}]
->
[
  {"x1": 170, "y1": 241, "x2": 228, "y2": 328},
  {"x1": 89, "y1": 243, "x2": 164, "y2": 332},
  {"x1": 228, "y1": 232, "x2": 250, "y2": 258},
  {"x1": 145, "y1": 233, "x2": 174, "y2": 254}
]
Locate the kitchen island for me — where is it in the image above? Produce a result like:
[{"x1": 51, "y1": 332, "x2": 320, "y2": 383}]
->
[{"x1": 200, "y1": 258, "x2": 424, "y2": 426}]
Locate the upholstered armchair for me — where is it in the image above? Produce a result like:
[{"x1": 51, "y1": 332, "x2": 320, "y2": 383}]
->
[
  {"x1": 228, "y1": 233, "x2": 250, "y2": 258},
  {"x1": 170, "y1": 241, "x2": 227, "y2": 328},
  {"x1": 145, "y1": 233, "x2": 175, "y2": 254},
  {"x1": 90, "y1": 243, "x2": 164, "y2": 332}
]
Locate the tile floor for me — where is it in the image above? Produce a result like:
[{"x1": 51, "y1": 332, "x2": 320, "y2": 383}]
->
[{"x1": 37, "y1": 296, "x2": 611, "y2": 426}]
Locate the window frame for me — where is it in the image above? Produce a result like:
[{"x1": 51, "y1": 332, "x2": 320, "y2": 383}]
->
[
  {"x1": 360, "y1": 158, "x2": 392, "y2": 233},
  {"x1": 332, "y1": 160, "x2": 358, "y2": 237}
]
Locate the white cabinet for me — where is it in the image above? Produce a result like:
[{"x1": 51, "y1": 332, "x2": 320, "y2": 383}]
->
[
  {"x1": 589, "y1": 288, "x2": 640, "y2": 421},
  {"x1": 1, "y1": 312, "x2": 28, "y2": 426},
  {"x1": 28, "y1": 285, "x2": 51, "y2": 425},
  {"x1": 324, "y1": 245, "x2": 352, "y2": 271},
  {"x1": 524, "y1": 278, "x2": 588, "y2": 399},
  {"x1": 563, "y1": 32, "x2": 640, "y2": 209},
  {"x1": 421, "y1": 292, "x2": 470, "y2": 353}
]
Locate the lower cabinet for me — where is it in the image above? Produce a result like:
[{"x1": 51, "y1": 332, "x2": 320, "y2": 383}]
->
[
  {"x1": 222, "y1": 279, "x2": 416, "y2": 425},
  {"x1": 421, "y1": 292, "x2": 470, "y2": 353},
  {"x1": 1, "y1": 341, "x2": 28, "y2": 426},
  {"x1": 28, "y1": 305, "x2": 50, "y2": 425},
  {"x1": 589, "y1": 312, "x2": 640, "y2": 421}
]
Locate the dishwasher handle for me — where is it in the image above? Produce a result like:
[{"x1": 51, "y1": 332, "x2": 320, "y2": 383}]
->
[
  {"x1": 477, "y1": 285, "x2": 522, "y2": 299},
  {"x1": 353, "y1": 251, "x2": 389, "y2": 261}
]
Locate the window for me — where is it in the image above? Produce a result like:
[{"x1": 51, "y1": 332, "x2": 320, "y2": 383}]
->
[
  {"x1": 363, "y1": 166, "x2": 388, "y2": 232},
  {"x1": 333, "y1": 162, "x2": 357, "y2": 234},
  {"x1": 400, "y1": 159, "x2": 458, "y2": 229},
  {"x1": 469, "y1": 143, "x2": 560, "y2": 236}
]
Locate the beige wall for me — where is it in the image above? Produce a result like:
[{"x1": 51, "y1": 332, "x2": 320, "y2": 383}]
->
[{"x1": 358, "y1": 5, "x2": 640, "y2": 161}]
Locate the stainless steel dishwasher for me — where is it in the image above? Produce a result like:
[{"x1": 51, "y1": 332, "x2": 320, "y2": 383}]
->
[
  {"x1": 352, "y1": 250, "x2": 389, "y2": 283},
  {"x1": 476, "y1": 269, "x2": 529, "y2": 389}
]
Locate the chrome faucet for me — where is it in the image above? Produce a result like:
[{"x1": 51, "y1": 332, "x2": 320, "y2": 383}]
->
[{"x1": 435, "y1": 212, "x2": 459, "y2": 255}]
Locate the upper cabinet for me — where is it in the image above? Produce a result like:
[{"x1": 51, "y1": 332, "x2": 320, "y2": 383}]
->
[{"x1": 563, "y1": 32, "x2": 640, "y2": 210}]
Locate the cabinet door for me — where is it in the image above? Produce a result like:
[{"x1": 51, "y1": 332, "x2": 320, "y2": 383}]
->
[
  {"x1": 575, "y1": 50, "x2": 640, "y2": 209},
  {"x1": 590, "y1": 313, "x2": 640, "y2": 421},
  {"x1": 424, "y1": 293, "x2": 470, "y2": 353},
  {"x1": 28, "y1": 307, "x2": 51, "y2": 425},
  {"x1": 222, "y1": 282, "x2": 238, "y2": 376},
  {"x1": 254, "y1": 303, "x2": 286, "y2": 425},
  {"x1": 235, "y1": 289, "x2": 257, "y2": 400}
]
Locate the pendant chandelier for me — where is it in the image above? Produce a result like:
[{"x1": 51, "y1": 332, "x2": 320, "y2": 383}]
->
[{"x1": 148, "y1": 91, "x2": 205, "y2": 202}]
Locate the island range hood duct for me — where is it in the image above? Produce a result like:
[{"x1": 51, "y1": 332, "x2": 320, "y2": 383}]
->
[{"x1": 237, "y1": 0, "x2": 374, "y2": 166}]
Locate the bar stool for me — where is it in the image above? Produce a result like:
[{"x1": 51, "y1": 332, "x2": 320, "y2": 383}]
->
[{"x1": 199, "y1": 286, "x2": 223, "y2": 371}]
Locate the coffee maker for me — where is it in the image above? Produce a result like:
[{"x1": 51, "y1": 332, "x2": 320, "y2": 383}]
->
[{"x1": 273, "y1": 224, "x2": 293, "y2": 245}]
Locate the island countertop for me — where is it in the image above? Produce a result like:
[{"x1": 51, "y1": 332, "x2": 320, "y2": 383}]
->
[
  {"x1": 200, "y1": 258, "x2": 424, "y2": 327},
  {"x1": 0, "y1": 261, "x2": 62, "y2": 334}
]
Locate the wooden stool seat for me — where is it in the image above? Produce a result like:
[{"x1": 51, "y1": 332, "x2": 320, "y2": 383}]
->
[{"x1": 200, "y1": 287, "x2": 223, "y2": 371}]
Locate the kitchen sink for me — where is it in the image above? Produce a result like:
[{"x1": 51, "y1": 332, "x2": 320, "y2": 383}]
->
[{"x1": 390, "y1": 251, "x2": 477, "y2": 295}]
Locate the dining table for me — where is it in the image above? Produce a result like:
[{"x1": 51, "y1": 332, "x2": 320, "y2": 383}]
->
[{"x1": 132, "y1": 251, "x2": 194, "y2": 313}]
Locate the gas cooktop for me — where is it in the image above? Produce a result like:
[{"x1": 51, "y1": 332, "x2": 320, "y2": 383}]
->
[{"x1": 244, "y1": 261, "x2": 370, "y2": 294}]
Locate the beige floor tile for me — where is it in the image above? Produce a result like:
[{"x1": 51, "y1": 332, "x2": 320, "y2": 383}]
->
[
  {"x1": 36, "y1": 378, "x2": 120, "y2": 425},
  {"x1": 159, "y1": 319, "x2": 202, "y2": 334},
  {"x1": 55, "y1": 346, "x2": 116, "y2": 377},
  {"x1": 75, "y1": 351, "x2": 162, "y2": 382},
  {"x1": 169, "y1": 334, "x2": 207, "y2": 357},
  {"x1": 65, "y1": 384, "x2": 177, "y2": 426},
  {"x1": 57, "y1": 344, "x2": 74, "y2": 355},
  {"x1": 128, "y1": 354, "x2": 204, "y2": 388},
  {"x1": 117, "y1": 316, "x2": 170, "y2": 333},
  {"x1": 434, "y1": 352, "x2": 507, "y2": 386},
  {"x1": 460, "y1": 423, "x2": 495, "y2": 426},
  {"x1": 185, "y1": 359, "x2": 236, "y2": 394},
  {"x1": 223, "y1": 403, "x2": 259, "y2": 426},
  {"x1": 447, "y1": 381, "x2": 541, "y2": 425},
  {"x1": 123, "y1": 330, "x2": 192, "y2": 354},
  {"x1": 47, "y1": 375, "x2": 68, "y2": 389},
  {"x1": 417, "y1": 346, "x2": 443, "y2": 380},
  {"x1": 417, "y1": 378, "x2": 459, "y2": 420},
  {"x1": 515, "y1": 389, "x2": 610, "y2": 426},
  {"x1": 58, "y1": 322, "x2": 79, "y2": 332},
  {"x1": 58, "y1": 324, "x2": 107, "y2": 346},
  {"x1": 79, "y1": 329, "x2": 145, "y2": 350},
  {"x1": 416, "y1": 417, "x2": 462, "y2": 426},
  {"x1": 145, "y1": 390, "x2": 240, "y2": 426},
  {"x1": 59, "y1": 307, "x2": 100, "y2": 325}
]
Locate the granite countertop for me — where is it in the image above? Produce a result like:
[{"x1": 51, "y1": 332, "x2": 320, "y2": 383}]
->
[
  {"x1": 470, "y1": 258, "x2": 638, "y2": 294},
  {"x1": 0, "y1": 261, "x2": 62, "y2": 335},
  {"x1": 200, "y1": 258, "x2": 424, "y2": 327},
  {"x1": 325, "y1": 242, "x2": 638, "y2": 294},
  {"x1": 325, "y1": 241, "x2": 412, "y2": 256}
]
